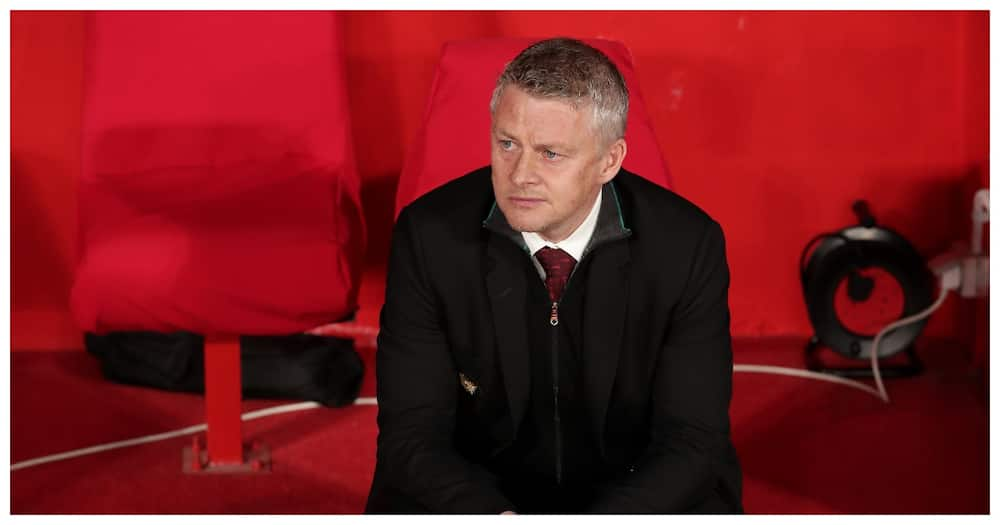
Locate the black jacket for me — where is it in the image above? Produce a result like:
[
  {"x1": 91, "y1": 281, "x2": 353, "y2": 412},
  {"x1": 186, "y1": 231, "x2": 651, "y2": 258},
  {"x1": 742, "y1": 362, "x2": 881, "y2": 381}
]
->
[{"x1": 366, "y1": 166, "x2": 742, "y2": 514}]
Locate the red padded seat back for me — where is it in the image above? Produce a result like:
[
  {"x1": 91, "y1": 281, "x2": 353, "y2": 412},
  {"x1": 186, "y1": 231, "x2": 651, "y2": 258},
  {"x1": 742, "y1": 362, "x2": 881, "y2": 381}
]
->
[{"x1": 72, "y1": 12, "x2": 365, "y2": 335}]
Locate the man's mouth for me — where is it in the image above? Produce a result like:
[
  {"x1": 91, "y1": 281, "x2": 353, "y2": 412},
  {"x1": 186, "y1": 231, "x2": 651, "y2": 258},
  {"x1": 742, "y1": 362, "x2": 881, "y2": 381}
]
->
[{"x1": 509, "y1": 196, "x2": 545, "y2": 208}]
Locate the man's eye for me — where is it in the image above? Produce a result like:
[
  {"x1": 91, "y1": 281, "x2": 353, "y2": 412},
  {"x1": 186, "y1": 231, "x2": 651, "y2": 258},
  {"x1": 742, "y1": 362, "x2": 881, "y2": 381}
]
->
[
  {"x1": 499, "y1": 140, "x2": 514, "y2": 150},
  {"x1": 543, "y1": 149, "x2": 559, "y2": 160}
]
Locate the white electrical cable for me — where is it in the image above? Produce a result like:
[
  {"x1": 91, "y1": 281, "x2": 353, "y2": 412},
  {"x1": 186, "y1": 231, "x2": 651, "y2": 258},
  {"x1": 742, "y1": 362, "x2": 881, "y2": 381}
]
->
[
  {"x1": 10, "y1": 396, "x2": 376, "y2": 472},
  {"x1": 868, "y1": 284, "x2": 951, "y2": 403},
  {"x1": 736, "y1": 283, "x2": 952, "y2": 404},
  {"x1": 733, "y1": 364, "x2": 884, "y2": 398},
  {"x1": 10, "y1": 281, "x2": 955, "y2": 472},
  {"x1": 11, "y1": 422, "x2": 210, "y2": 472}
]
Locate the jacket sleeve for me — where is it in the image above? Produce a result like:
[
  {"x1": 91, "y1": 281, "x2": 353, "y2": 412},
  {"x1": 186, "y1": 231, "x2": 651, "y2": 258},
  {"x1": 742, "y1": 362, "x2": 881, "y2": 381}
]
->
[
  {"x1": 588, "y1": 219, "x2": 736, "y2": 513},
  {"x1": 374, "y1": 207, "x2": 515, "y2": 514}
]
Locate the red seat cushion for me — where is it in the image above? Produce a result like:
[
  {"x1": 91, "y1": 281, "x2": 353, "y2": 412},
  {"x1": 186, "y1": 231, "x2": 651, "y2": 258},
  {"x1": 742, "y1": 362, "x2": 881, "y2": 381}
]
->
[
  {"x1": 395, "y1": 37, "x2": 672, "y2": 214},
  {"x1": 71, "y1": 12, "x2": 365, "y2": 335}
]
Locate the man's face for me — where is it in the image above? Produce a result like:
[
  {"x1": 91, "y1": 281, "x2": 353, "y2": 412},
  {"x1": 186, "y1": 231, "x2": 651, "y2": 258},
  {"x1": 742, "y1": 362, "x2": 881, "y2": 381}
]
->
[{"x1": 490, "y1": 85, "x2": 625, "y2": 243}]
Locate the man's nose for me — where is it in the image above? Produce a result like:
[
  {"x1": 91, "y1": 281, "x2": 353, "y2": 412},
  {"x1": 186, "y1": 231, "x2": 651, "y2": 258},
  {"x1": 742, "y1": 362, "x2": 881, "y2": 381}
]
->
[{"x1": 510, "y1": 152, "x2": 539, "y2": 186}]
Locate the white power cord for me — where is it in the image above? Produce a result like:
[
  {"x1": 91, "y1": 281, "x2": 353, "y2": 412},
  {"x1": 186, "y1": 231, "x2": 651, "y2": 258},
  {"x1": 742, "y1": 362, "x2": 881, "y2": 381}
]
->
[
  {"x1": 868, "y1": 283, "x2": 952, "y2": 402},
  {"x1": 733, "y1": 363, "x2": 885, "y2": 399},
  {"x1": 10, "y1": 397, "x2": 376, "y2": 472},
  {"x1": 738, "y1": 272, "x2": 955, "y2": 403},
  {"x1": 11, "y1": 273, "x2": 959, "y2": 472}
]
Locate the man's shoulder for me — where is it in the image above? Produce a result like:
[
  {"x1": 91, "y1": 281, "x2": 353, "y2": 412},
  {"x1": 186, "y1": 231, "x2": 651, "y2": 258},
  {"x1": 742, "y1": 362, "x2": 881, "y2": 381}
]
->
[
  {"x1": 399, "y1": 166, "x2": 495, "y2": 227},
  {"x1": 614, "y1": 169, "x2": 720, "y2": 234}
]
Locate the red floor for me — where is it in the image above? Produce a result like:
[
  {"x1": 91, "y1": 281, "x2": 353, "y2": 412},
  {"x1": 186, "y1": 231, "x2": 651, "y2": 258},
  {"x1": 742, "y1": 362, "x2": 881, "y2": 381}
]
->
[{"x1": 11, "y1": 328, "x2": 987, "y2": 514}]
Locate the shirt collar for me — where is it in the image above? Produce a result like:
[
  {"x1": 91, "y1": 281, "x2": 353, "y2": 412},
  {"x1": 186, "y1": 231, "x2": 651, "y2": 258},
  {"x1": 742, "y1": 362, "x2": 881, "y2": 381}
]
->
[{"x1": 521, "y1": 191, "x2": 602, "y2": 262}]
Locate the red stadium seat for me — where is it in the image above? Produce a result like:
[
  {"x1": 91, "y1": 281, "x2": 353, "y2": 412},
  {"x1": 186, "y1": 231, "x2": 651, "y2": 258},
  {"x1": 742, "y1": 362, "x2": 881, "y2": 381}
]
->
[
  {"x1": 70, "y1": 11, "x2": 365, "y2": 471},
  {"x1": 73, "y1": 12, "x2": 364, "y2": 335},
  {"x1": 395, "y1": 37, "x2": 672, "y2": 214}
]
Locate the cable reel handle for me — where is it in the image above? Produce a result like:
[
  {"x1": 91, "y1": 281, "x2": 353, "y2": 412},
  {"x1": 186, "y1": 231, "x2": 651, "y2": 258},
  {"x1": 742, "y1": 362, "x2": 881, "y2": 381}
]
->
[{"x1": 852, "y1": 200, "x2": 877, "y2": 228}]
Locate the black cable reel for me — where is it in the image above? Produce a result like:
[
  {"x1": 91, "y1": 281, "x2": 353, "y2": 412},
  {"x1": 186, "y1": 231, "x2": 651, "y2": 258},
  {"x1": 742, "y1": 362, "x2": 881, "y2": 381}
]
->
[{"x1": 799, "y1": 200, "x2": 935, "y2": 378}]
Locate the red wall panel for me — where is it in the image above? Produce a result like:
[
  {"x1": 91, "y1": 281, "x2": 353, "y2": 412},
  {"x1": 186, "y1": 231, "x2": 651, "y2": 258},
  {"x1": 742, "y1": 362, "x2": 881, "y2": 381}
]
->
[
  {"x1": 12, "y1": 11, "x2": 988, "y2": 351},
  {"x1": 12, "y1": 12, "x2": 85, "y2": 350},
  {"x1": 340, "y1": 10, "x2": 988, "y2": 342}
]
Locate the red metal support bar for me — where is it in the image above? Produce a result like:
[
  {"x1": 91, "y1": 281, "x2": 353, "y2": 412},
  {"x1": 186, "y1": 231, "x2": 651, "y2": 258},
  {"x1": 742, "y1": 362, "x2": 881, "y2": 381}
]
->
[
  {"x1": 182, "y1": 336, "x2": 270, "y2": 474},
  {"x1": 204, "y1": 337, "x2": 244, "y2": 466}
]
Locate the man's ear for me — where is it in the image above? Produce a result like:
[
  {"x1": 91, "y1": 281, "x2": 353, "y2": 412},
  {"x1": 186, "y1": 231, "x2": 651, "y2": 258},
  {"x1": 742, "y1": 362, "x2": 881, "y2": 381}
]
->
[{"x1": 598, "y1": 138, "x2": 627, "y2": 184}]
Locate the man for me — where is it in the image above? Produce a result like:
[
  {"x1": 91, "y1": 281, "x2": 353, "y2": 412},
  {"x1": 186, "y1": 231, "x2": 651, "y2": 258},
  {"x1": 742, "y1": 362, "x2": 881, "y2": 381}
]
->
[{"x1": 366, "y1": 37, "x2": 742, "y2": 514}]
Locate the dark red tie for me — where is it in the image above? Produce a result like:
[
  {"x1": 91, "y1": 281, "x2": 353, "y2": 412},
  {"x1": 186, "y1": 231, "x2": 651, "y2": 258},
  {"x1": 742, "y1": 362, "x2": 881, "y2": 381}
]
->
[{"x1": 535, "y1": 247, "x2": 577, "y2": 302}]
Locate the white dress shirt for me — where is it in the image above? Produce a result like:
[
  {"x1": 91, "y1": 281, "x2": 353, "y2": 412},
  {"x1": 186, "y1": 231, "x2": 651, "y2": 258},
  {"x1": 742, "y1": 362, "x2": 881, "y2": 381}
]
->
[{"x1": 521, "y1": 191, "x2": 602, "y2": 279}]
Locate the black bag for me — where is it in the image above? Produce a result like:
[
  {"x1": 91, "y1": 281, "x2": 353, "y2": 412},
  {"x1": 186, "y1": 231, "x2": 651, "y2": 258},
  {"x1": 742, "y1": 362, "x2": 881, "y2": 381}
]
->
[{"x1": 85, "y1": 331, "x2": 364, "y2": 407}]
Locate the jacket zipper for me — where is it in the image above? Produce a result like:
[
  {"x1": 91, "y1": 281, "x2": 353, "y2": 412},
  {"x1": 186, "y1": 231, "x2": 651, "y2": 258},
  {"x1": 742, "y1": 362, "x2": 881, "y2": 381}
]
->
[
  {"x1": 542, "y1": 238, "x2": 626, "y2": 487},
  {"x1": 550, "y1": 300, "x2": 562, "y2": 486}
]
